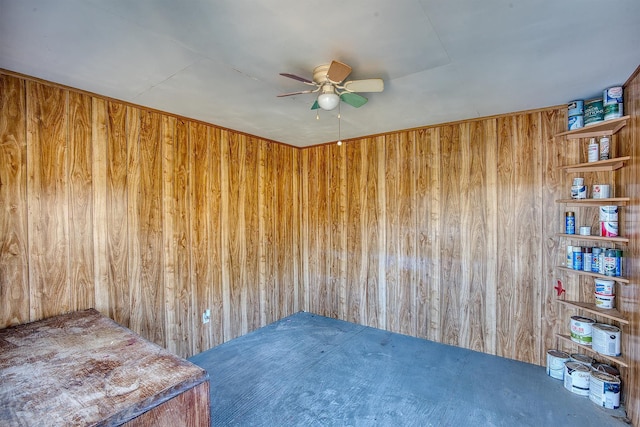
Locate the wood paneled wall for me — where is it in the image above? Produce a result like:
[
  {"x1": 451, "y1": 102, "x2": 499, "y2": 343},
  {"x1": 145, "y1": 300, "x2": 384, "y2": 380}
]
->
[
  {"x1": 0, "y1": 73, "x2": 301, "y2": 358},
  {"x1": 1, "y1": 68, "x2": 639, "y2": 425}
]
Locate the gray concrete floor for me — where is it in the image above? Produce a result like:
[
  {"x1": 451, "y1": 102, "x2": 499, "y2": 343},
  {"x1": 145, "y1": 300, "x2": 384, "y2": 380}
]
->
[{"x1": 189, "y1": 312, "x2": 629, "y2": 426}]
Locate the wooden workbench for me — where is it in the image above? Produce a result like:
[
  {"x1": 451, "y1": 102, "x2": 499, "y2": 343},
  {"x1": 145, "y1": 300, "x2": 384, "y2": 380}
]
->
[{"x1": 0, "y1": 309, "x2": 210, "y2": 426}]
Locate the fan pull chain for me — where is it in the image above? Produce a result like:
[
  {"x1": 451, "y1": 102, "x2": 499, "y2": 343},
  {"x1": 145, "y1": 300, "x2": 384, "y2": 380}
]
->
[{"x1": 337, "y1": 103, "x2": 342, "y2": 146}]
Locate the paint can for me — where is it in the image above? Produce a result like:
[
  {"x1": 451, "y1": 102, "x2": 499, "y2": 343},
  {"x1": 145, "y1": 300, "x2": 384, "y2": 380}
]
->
[
  {"x1": 570, "y1": 353, "x2": 594, "y2": 366},
  {"x1": 600, "y1": 222, "x2": 618, "y2": 237},
  {"x1": 589, "y1": 371, "x2": 621, "y2": 409},
  {"x1": 592, "y1": 184, "x2": 610, "y2": 199},
  {"x1": 594, "y1": 292, "x2": 615, "y2": 309},
  {"x1": 547, "y1": 349, "x2": 570, "y2": 380},
  {"x1": 564, "y1": 361, "x2": 591, "y2": 396},
  {"x1": 591, "y1": 324, "x2": 621, "y2": 357},
  {"x1": 591, "y1": 362, "x2": 620, "y2": 378},
  {"x1": 584, "y1": 98, "x2": 604, "y2": 126},
  {"x1": 603, "y1": 86, "x2": 623, "y2": 121},
  {"x1": 599, "y1": 206, "x2": 618, "y2": 222},
  {"x1": 594, "y1": 278, "x2": 615, "y2": 296},
  {"x1": 570, "y1": 316, "x2": 595, "y2": 345},
  {"x1": 579, "y1": 226, "x2": 591, "y2": 236}
]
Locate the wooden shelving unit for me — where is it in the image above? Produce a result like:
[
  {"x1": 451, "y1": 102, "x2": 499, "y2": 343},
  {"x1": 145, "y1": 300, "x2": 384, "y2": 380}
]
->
[
  {"x1": 555, "y1": 116, "x2": 629, "y2": 139},
  {"x1": 556, "y1": 334, "x2": 628, "y2": 367},
  {"x1": 555, "y1": 197, "x2": 630, "y2": 206},
  {"x1": 555, "y1": 266, "x2": 629, "y2": 284},
  {"x1": 556, "y1": 233, "x2": 629, "y2": 244},
  {"x1": 559, "y1": 156, "x2": 631, "y2": 173},
  {"x1": 556, "y1": 300, "x2": 629, "y2": 325}
]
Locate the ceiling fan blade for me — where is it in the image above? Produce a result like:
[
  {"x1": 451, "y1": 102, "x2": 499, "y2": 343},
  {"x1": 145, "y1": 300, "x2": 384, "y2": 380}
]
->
[
  {"x1": 326, "y1": 60, "x2": 352, "y2": 84},
  {"x1": 340, "y1": 92, "x2": 368, "y2": 108},
  {"x1": 280, "y1": 73, "x2": 315, "y2": 85},
  {"x1": 310, "y1": 100, "x2": 320, "y2": 110},
  {"x1": 343, "y1": 79, "x2": 384, "y2": 93},
  {"x1": 277, "y1": 90, "x2": 315, "y2": 97}
]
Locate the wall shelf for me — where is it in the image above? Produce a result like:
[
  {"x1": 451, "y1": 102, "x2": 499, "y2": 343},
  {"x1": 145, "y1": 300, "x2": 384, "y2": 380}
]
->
[
  {"x1": 555, "y1": 116, "x2": 629, "y2": 139},
  {"x1": 556, "y1": 334, "x2": 628, "y2": 367},
  {"x1": 556, "y1": 233, "x2": 629, "y2": 244},
  {"x1": 555, "y1": 197, "x2": 630, "y2": 206},
  {"x1": 559, "y1": 156, "x2": 631, "y2": 173},
  {"x1": 555, "y1": 266, "x2": 629, "y2": 284},
  {"x1": 556, "y1": 300, "x2": 629, "y2": 325}
]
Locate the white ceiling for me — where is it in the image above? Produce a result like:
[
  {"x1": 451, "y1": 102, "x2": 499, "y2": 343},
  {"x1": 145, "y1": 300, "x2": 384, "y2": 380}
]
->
[{"x1": 1, "y1": 0, "x2": 639, "y2": 147}]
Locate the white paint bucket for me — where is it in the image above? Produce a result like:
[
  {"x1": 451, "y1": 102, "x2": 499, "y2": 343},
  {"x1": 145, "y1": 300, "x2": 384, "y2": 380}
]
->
[
  {"x1": 570, "y1": 353, "x2": 594, "y2": 366},
  {"x1": 570, "y1": 316, "x2": 596, "y2": 346},
  {"x1": 589, "y1": 371, "x2": 621, "y2": 409},
  {"x1": 594, "y1": 278, "x2": 615, "y2": 296},
  {"x1": 546, "y1": 349, "x2": 570, "y2": 380},
  {"x1": 594, "y1": 293, "x2": 615, "y2": 309},
  {"x1": 599, "y1": 206, "x2": 619, "y2": 222},
  {"x1": 591, "y1": 323, "x2": 621, "y2": 356},
  {"x1": 564, "y1": 361, "x2": 591, "y2": 396}
]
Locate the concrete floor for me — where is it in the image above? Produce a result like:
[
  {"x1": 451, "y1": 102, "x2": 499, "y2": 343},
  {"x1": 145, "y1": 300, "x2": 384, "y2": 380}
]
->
[{"x1": 189, "y1": 312, "x2": 629, "y2": 426}]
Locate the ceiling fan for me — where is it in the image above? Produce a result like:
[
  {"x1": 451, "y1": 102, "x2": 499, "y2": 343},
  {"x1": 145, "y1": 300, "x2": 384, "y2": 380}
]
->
[{"x1": 278, "y1": 60, "x2": 384, "y2": 111}]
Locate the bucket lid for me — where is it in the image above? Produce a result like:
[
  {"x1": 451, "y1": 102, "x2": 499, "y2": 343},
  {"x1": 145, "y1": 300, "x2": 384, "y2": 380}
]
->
[
  {"x1": 566, "y1": 361, "x2": 590, "y2": 372},
  {"x1": 592, "y1": 323, "x2": 620, "y2": 333},
  {"x1": 547, "y1": 349, "x2": 570, "y2": 358},
  {"x1": 591, "y1": 371, "x2": 621, "y2": 383},
  {"x1": 570, "y1": 353, "x2": 594, "y2": 365}
]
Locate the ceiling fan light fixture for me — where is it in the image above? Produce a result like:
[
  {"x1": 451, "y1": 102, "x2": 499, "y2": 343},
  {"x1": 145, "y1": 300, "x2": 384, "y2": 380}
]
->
[{"x1": 317, "y1": 92, "x2": 340, "y2": 110}]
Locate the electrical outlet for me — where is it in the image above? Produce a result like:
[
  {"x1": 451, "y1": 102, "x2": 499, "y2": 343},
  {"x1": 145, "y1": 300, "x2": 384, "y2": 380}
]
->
[{"x1": 202, "y1": 309, "x2": 211, "y2": 324}]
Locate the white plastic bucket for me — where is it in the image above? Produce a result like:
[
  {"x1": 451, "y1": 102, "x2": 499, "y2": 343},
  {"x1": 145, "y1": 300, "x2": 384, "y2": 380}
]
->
[
  {"x1": 594, "y1": 278, "x2": 615, "y2": 296},
  {"x1": 594, "y1": 293, "x2": 615, "y2": 309}
]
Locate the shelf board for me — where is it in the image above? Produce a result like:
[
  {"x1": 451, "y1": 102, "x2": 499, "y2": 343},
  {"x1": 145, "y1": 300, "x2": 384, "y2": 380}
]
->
[
  {"x1": 556, "y1": 334, "x2": 628, "y2": 367},
  {"x1": 555, "y1": 266, "x2": 629, "y2": 284},
  {"x1": 556, "y1": 233, "x2": 629, "y2": 244},
  {"x1": 559, "y1": 156, "x2": 631, "y2": 173},
  {"x1": 555, "y1": 116, "x2": 630, "y2": 139},
  {"x1": 556, "y1": 300, "x2": 629, "y2": 324},
  {"x1": 556, "y1": 197, "x2": 630, "y2": 206}
]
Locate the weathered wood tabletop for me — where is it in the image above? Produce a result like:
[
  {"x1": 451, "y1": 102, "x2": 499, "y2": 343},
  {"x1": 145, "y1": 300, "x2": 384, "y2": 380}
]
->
[{"x1": 0, "y1": 309, "x2": 209, "y2": 426}]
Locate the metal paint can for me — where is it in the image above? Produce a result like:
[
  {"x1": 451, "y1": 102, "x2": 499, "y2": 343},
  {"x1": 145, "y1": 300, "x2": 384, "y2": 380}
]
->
[
  {"x1": 594, "y1": 292, "x2": 615, "y2": 309},
  {"x1": 570, "y1": 353, "x2": 594, "y2": 366},
  {"x1": 594, "y1": 278, "x2": 615, "y2": 296},
  {"x1": 579, "y1": 226, "x2": 591, "y2": 236},
  {"x1": 592, "y1": 184, "x2": 610, "y2": 199},
  {"x1": 604, "y1": 103, "x2": 623, "y2": 121},
  {"x1": 600, "y1": 222, "x2": 618, "y2": 238},
  {"x1": 570, "y1": 316, "x2": 595, "y2": 345},
  {"x1": 568, "y1": 115, "x2": 584, "y2": 130},
  {"x1": 599, "y1": 206, "x2": 618, "y2": 222},
  {"x1": 546, "y1": 349, "x2": 570, "y2": 380},
  {"x1": 564, "y1": 361, "x2": 591, "y2": 396},
  {"x1": 616, "y1": 249, "x2": 623, "y2": 276},
  {"x1": 589, "y1": 371, "x2": 621, "y2": 409},
  {"x1": 591, "y1": 323, "x2": 621, "y2": 356},
  {"x1": 584, "y1": 98, "x2": 604, "y2": 126}
]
